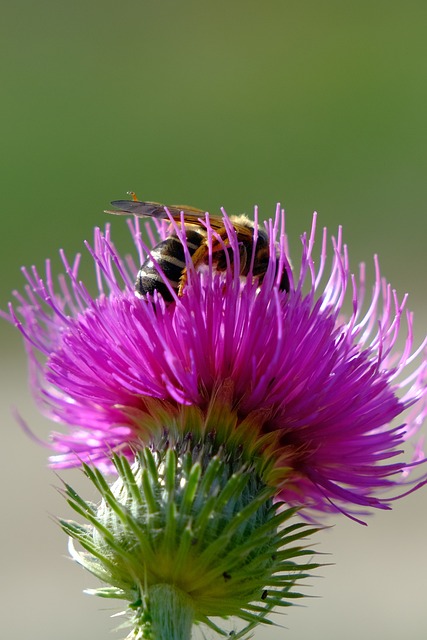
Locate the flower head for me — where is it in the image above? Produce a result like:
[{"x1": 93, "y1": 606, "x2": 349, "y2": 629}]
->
[{"x1": 4, "y1": 205, "x2": 427, "y2": 520}]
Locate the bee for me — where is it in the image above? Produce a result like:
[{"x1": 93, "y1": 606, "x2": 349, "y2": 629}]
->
[{"x1": 106, "y1": 195, "x2": 289, "y2": 302}]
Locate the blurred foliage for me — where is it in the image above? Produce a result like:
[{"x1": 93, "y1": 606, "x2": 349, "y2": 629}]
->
[{"x1": 1, "y1": 0, "x2": 426, "y2": 329}]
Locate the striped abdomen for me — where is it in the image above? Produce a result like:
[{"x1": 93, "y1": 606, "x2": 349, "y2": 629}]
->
[{"x1": 135, "y1": 229, "x2": 204, "y2": 302}]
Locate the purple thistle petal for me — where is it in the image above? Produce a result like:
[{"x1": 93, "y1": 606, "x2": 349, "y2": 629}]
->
[{"x1": 3, "y1": 204, "x2": 427, "y2": 518}]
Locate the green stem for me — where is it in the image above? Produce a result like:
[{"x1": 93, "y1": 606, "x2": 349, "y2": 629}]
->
[{"x1": 148, "y1": 584, "x2": 194, "y2": 640}]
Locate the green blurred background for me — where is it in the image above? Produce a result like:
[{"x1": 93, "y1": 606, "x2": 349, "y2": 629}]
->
[{"x1": 1, "y1": 1, "x2": 426, "y2": 638}]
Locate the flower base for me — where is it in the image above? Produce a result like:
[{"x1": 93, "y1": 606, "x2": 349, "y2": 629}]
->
[{"x1": 59, "y1": 437, "x2": 320, "y2": 639}]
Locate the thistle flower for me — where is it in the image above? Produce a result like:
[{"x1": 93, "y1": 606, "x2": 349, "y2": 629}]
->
[
  {"x1": 4, "y1": 205, "x2": 427, "y2": 521},
  {"x1": 4, "y1": 203, "x2": 427, "y2": 638}
]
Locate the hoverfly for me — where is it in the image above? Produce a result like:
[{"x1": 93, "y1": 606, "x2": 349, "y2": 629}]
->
[{"x1": 106, "y1": 194, "x2": 289, "y2": 302}]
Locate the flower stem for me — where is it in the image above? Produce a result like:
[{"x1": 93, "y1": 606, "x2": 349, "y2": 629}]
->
[{"x1": 148, "y1": 584, "x2": 194, "y2": 640}]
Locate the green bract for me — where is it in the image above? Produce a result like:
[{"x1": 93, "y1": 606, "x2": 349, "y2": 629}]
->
[{"x1": 59, "y1": 442, "x2": 320, "y2": 639}]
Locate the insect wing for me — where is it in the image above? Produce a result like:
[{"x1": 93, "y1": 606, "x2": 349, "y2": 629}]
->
[
  {"x1": 105, "y1": 199, "x2": 253, "y2": 236},
  {"x1": 106, "y1": 199, "x2": 210, "y2": 222},
  {"x1": 107, "y1": 199, "x2": 224, "y2": 229},
  {"x1": 106, "y1": 200, "x2": 171, "y2": 218}
]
